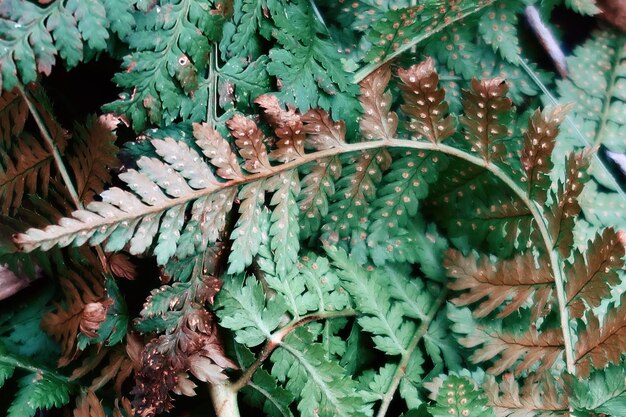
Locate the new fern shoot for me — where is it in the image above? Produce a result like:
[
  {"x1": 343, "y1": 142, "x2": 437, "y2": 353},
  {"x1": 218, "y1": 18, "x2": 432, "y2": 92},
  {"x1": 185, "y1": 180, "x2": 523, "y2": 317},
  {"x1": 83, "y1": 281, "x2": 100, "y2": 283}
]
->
[{"x1": 1, "y1": 1, "x2": 626, "y2": 417}]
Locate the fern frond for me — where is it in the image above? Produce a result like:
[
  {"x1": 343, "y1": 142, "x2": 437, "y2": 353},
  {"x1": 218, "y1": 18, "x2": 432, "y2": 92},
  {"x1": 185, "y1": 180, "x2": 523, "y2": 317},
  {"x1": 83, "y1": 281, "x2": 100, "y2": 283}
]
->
[
  {"x1": 270, "y1": 327, "x2": 370, "y2": 417},
  {"x1": 484, "y1": 373, "x2": 569, "y2": 416},
  {"x1": 7, "y1": 373, "x2": 72, "y2": 417},
  {"x1": 446, "y1": 250, "x2": 554, "y2": 320},
  {"x1": 429, "y1": 375, "x2": 494, "y2": 417},
  {"x1": 0, "y1": 0, "x2": 112, "y2": 92},
  {"x1": 359, "y1": 64, "x2": 398, "y2": 141},
  {"x1": 42, "y1": 259, "x2": 106, "y2": 366},
  {"x1": 0, "y1": 88, "x2": 28, "y2": 148},
  {"x1": 575, "y1": 293, "x2": 626, "y2": 378},
  {"x1": 328, "y1": 247, "x2": 416, "y2": 356},
  {"x1": 545, "y1": 151, "x2": 590, "y2": 258},
  {"x1": 566, "y1": 363, "x2": 626, "y2": 415},
  {"x1": 398, "y1": 58, "x2": 455, "y2": 144},
  {"x1": 565, "y1": 228, "x2": 624, "y2": 318},
  {"x1": 478, "y1": 1, "x2": 525, "y2": 64},
  {"x1": 563, "y1": 0, "x2": 599, "y2": 15},
  {"x1": 103, "y1": 0, "x2": 227, "y2": 131},
  {"x1": 554, "y1": 27, "x2": 626, "y2": 233},
  {"x1": 461, "y1": 78, "x2": 512, "y2": 163},
  {"x1": 521, "y1": 106, "x2": 568, "y2": 203},
  {"x1": 449, "y1": 306, "x2": 564, "y2": 376},
  {"x1": 68, "y1": 116, "x2": 120, "y2": 205}
]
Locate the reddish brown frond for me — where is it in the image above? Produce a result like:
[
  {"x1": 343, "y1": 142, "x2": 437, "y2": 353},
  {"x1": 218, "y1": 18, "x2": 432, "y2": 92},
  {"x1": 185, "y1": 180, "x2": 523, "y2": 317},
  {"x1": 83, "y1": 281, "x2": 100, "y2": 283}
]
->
[
  {"x1": 484, "y1": 373, "x2": 569, "y2": 417},
  {"x1": 359, "y1": 64, "x2": 398, "y2": 141},
  {"x1": 460, "y1": 78, "x2": 512, "y2": 162},
  {"x1": 1, "y1": 133, "x2": 56, "y2": 214},
  {"x1": 256, "y1": 94, "x2": 306, "y2": 162},
  {"x1": 227, "y1": 114, "x2": 272, "y2": 173},
  {"x1": 68, "y1": 115, "x2": 120, "y2": 204},
  {"x1": 398, "y1": 58, "x2": 454, "y2": 143},
  {"x1": 546, "y1": 151, "x2": 590, "y2": 258},
  {"x1": 446, "y1": 250, "x2": 554, "y2": 320},
  {"x1": 74, "y1": 390, "x2": 107, "y2": 417},
  {"x1": 42, "y1": 258, "x2": 106, "y2": 366},
  {"x1": 575, "y1": 293, "x2": 626, "y2": 377},
  {"x1": 461, "y1": 326, "x2": 564, "y2": 375},
  {"x1": 0, "y1": 87, "x2": 28, "y2": 147},
  {"x1": 193, "y1": 122, "x2": 243, "y2": 180},
  {"x1": 89, "y1": 348, "x2": 134, "y2": 395},
  {"x1": 298, "y1": 156, "x2": 342, "y2": 238},
  {"x1": 565, "y1": 228, "x2": 624, "y2": 318},
  {"x1": 521, "y1": 106, "x2": 569, "y2": 203},
  {"x1": 302, "y1": 109, "x2": 347, "y2": 150}
]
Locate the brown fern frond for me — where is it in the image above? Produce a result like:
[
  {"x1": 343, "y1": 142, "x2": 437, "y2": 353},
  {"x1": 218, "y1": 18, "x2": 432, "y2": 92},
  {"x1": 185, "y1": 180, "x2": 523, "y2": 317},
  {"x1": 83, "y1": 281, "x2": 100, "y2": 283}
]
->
[
  {"x1": 255, "y1": 94, "x2": 306, "y2": 162},
  {"x1": 546, "y1": 151, "x2": 590, "y2": 258},
  {"x1": 398, "y1": 57, "x2": 454, "y2": 143},
  {"x1": 68, "y1": 115, "x2": 120, "y2": 204},
  {"x1": 446, "y1": 250, "x2": 554, "y2": 320},
  {"x1": 0, "y1": 130, "x2": 69, "y2": 214},
  {"x1": 461, "y1": 326, "x2": 564, "y2": 375},
  {"x1": 521, "y1": 106, "x2": 569, "y2": 203},
  {"x1": 193, "y1": 122, "x2": 243, "y2": 180},
  {"x1": 460, "y1": 78, "x2": 512, "y2": 162},
  {"x1": 484, "y1": 373, "x2": 569, "y2": 416},
  {"x1": 302, "y1": 108, "x2": 347, "y2": 150},
  {"x1": 227, "y1": 114, "x2": 272, "y2": 173},
  {"x1": 74, "y1": 390, "x2": 107, "y2": 417},
  {"x1": 0, "y1": 87, "x2": 28, "y2": 148},
  {"x1": 565, "y1": 228, "x2": 624, "y2": 318},
  {"x1": 359, "y1": 64, "x2": 398, "y2": 141},
  {"x1": 575, "y1": 293, "x2": 626, "y2": 377},
  {"x1": 42, "y1": 255, "x2": 107, "y2": 366}
]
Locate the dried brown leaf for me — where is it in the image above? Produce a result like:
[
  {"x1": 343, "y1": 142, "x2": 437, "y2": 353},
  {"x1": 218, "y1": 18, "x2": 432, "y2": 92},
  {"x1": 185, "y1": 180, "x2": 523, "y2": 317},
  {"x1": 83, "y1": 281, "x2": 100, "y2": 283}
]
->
[
  {"x1": 227, "y1": 114, "x2": 272, "y2": 173},
  {"x1": 193, "y1": 122, "x2": 243, "y2": 180},
  {"x1": 565, "y1": 227, "x2": 624, "y2": 318},
  {"x1": 575, "y1": 293, "x2": 626, "y2": 377},
  {"x1": 398, "y1": 58, "x2": 455, "y2": 143},
  {"x1": 521, "y1": 106, "x2": 570, "y2": 203},
  {"x1": 302, "y1": 109, "x2": 346, "y2": 150},
  {"x1": 460, "y1": 78, "x2": 512, "y2": 161},
  {"x1": 446, "y1": 250, "x2": 554, "y2": 320},
  {"x1": 79, "y1": 299, "x2": 113, "y2": 338},
  {"x1": 256, "y1": 94, "x2": 306, "y2": 162},
  {"x1": 359, "y1": 64, "x2": 398, "y2": 141}
]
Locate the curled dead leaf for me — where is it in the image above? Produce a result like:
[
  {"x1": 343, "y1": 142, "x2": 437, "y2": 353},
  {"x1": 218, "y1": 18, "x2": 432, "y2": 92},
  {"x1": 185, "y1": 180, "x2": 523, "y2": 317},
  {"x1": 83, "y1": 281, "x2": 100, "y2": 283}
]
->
[{"x1": 80, "y1": 299, "x2": 113, "y2": 338}]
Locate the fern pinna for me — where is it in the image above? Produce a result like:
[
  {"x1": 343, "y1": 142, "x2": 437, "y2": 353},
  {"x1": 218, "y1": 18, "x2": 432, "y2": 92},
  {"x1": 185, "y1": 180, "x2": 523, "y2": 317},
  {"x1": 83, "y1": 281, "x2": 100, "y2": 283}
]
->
[{"x1": 5, "y1": 52, "x2": 625, "y2": 417}]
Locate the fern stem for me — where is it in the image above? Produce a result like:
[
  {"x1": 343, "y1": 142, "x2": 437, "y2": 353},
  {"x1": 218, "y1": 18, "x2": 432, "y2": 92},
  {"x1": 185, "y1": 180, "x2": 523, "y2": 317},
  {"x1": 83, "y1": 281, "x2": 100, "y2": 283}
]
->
[
  {"x1": 375, "y1": 289, "x2": 447, "y2": 417},
  {"x1": 209, "y1": 381, "x2": 240, "y2": 417},
  {"x1": 0, "y1": 353, "x2": 70, "y2": 383},
  {"x1": 17, "y1": 84, "x2": 81, "y2": 208},
  {"x1": 352, "y1": 0, "x2": 497, "y2": 83},
  {"x1": 17, "y1": 83, "x2": 110, "y2": 271},
  {"x1": 207, "y1": 43, "x2": 219, "y2": 128},
  {"x1": 230, "y1": 309, "x2": 356, "y2": 392}
]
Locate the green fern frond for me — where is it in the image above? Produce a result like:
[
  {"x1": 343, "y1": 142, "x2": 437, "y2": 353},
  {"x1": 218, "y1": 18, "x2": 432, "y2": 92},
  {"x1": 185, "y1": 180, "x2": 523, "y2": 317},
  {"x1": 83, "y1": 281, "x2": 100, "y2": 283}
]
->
[
  {"x1": 429, "y1": 375, "x2": 494, "y2": 417},
  {"x1": 103, "y1": 0, "x2": 228, "y2": 131},
  {"x1": 566, "y1": 363, "x2": 626, "y2": 415},
  {"x1": 7, "y1": 373, "x2": 72, "y2": 417},
  {"x1": 0, "y1": 0, "x2": 115, "y2": 92},
  {"x1": 555, "y1": 28, "x2": 626, "y2": 230},
  {"x1": 270, "y1": 327, "x2": 371, "y2": 417}
]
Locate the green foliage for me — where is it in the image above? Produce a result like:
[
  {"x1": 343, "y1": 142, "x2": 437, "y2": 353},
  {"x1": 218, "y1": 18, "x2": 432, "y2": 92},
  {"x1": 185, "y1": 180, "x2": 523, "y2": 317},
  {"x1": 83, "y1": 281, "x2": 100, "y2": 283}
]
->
[{"x1": 1, "y1": 1, "x2": 626, "y2": 417}]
